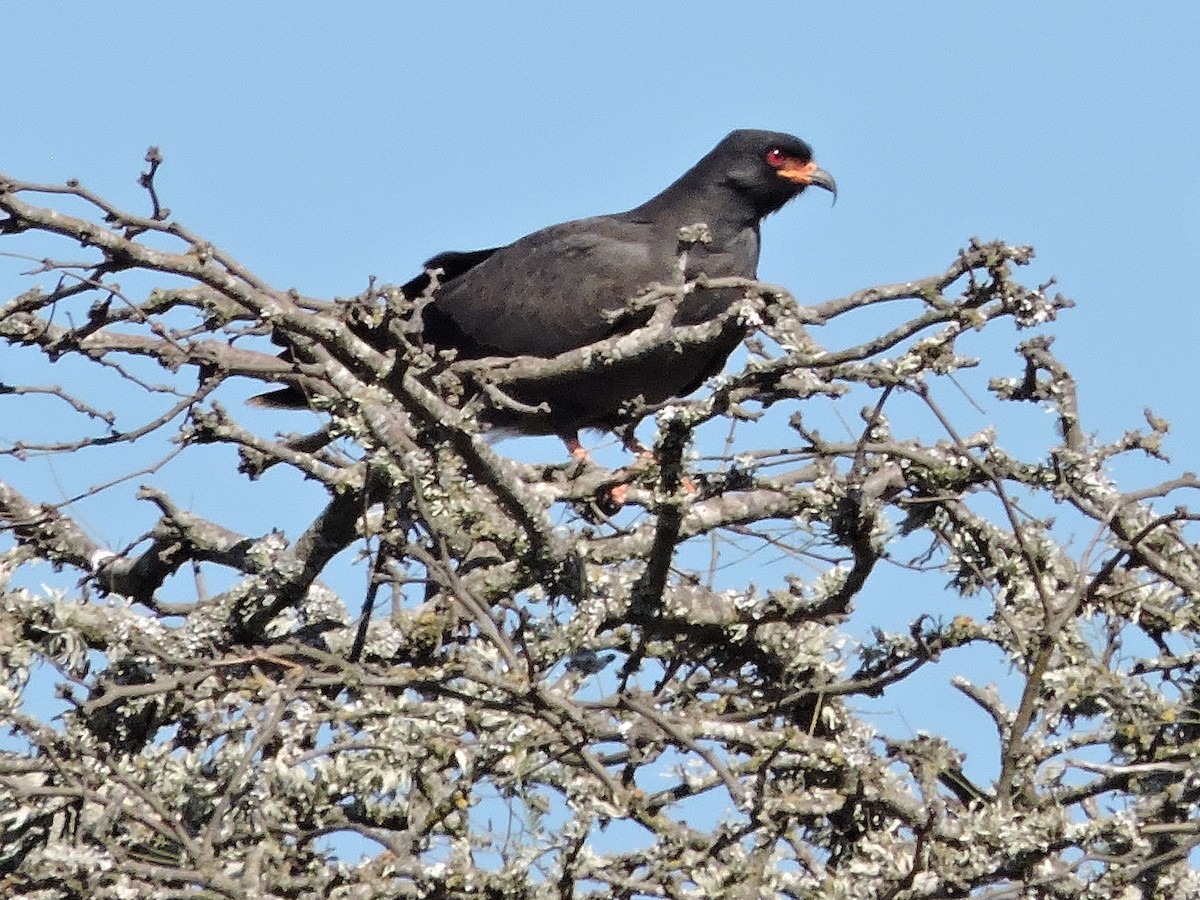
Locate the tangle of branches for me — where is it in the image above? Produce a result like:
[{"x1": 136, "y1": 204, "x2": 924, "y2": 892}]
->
[{"x1": 1, "y1": 151, "x2": 1198, "y2": 899}]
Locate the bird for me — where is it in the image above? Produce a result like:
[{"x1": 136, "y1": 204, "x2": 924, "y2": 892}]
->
[{"x1": 252, "y1": 129, "x2": 835, "y2": 456}]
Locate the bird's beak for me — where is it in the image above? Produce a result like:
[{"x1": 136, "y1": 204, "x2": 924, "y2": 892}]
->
[{"x1": 778, "y1": 159, "x2": 838, "y2": 204}]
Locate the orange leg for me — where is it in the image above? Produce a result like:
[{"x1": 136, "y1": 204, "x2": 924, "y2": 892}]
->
[{"x1": 563, "y1": 433, "x2": 591, "y2": 462}]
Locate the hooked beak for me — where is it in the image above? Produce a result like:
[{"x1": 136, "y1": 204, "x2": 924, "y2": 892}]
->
[{"x1": 778, "y1": 158, "x2": 838, "y2": 205}]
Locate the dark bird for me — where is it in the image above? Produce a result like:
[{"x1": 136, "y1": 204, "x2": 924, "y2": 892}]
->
[{"x1": 253, "y1": 129, "x2": 835, "y2": 455}]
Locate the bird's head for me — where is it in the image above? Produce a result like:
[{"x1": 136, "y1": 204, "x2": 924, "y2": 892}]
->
[{"x1": 716, "y1": 129, "x2": 837, "y2": 217}]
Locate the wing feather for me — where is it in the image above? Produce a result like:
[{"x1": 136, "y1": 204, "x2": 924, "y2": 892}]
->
[{"x1": 430, "y1": 216, "x2": 662, "y2": 357}]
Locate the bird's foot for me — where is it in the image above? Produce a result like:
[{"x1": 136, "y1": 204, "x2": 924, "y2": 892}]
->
[{"x1": 606, "y1": 482, "x2": 631, "y2": 509}]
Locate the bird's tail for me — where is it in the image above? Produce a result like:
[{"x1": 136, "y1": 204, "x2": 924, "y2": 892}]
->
[{"x1": 246, "y1": 385, "x2": 312, "y2": 409}]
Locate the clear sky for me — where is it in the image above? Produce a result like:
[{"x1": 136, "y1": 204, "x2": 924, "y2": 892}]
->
[
  {"x1": 2, "y1": 2, "x2": 1198, "y2": 795},
  {"x1": 5, "y1": 4, "x2": 1195, "y2": 446},
  {"x1": 7, "y1": 2, "x2": 1190, "y2": 429}
]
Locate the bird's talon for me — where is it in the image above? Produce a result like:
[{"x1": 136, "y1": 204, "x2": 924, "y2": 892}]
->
[{"x1": 591, "y1": 482, "x2": 631, "y2": 516}]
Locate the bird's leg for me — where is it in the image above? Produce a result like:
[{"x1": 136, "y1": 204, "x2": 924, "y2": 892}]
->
[
  {"x1": 621, "y1": 422, "x2": 699, "y2": 496},
  {"x1": 559, "y1": 431, "x2": 635, "y2": 512},
  {"x1": 562, "y1": 433, "x2": 590, "y2": 462},
  {"x1": 619, "y1": 423, "x2": 654, "y2": 462},
  {"x1": 604, "y1": 425, "x2": 657, "y2": 509}
]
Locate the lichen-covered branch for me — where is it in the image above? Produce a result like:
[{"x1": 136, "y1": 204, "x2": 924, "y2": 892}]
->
[{"x1": 1, "y1": 160, "x2": 1198, "y2": 898}]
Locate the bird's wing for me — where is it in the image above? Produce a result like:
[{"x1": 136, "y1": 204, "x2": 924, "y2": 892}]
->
[
  {"x1": 400, "y1": 248, "x2": 501, "y2": 299},
  {"x1": 428, "y1": 216, "x2": 663, "y2": 358}
]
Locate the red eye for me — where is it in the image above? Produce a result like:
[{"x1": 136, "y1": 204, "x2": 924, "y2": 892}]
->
[{"x1": 765, "y1": 147, "x2": 788, "y2": 168}]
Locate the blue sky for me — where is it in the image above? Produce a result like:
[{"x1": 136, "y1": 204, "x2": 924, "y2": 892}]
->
[
  {"x1": 6, "y1": 4, "x2": 1195, "y2": 441},
  {"x1": 2, "y1": 3, "x2": 1198, "y2": 800}
]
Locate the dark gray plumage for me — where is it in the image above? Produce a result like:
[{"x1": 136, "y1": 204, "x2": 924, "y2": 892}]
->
[{"x1": 254, "y1": 129, "x2": 835, "y2": 450}]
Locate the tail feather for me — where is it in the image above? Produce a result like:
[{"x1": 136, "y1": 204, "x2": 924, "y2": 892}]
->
[{"x1": 246, "y1": 386, "x2": 310, "y2": 409}]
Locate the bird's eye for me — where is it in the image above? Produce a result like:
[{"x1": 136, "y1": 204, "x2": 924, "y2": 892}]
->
[{"x1": 765, "y1": 147, "x2": 788, "y2": 168}]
